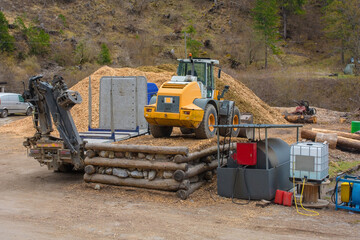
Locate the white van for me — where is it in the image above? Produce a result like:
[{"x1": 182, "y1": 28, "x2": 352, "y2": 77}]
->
[{"x1": 0, "y1": 93, "x2": 33, "y2": 118}]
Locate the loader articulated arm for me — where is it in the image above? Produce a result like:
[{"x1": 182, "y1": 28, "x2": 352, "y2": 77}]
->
[{"x1": 23, "y1": 75, "x2": 84, "y2": 169}]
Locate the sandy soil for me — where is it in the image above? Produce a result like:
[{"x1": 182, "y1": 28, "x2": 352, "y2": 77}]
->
[{"x1": 1, "y1": 131, "x2": 360, "y2": 239}]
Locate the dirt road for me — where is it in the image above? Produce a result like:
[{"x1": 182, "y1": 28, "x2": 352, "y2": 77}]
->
[{"x1": 0, "y1": 132, "x2": 359, "y2": 240}]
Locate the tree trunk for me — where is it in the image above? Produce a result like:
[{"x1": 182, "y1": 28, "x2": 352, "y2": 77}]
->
[
  {"x1": 85, "y1": 157, "x2": 188, "y2": 171},
  {"x1": 265, "y1": 44, "x2": 268, "y2": 69},
  {"x1": 283, "y1": 10, "x2": 287, "y2": 40},
  {"x1": 341, "y1": 39, "x2": 345, "y2": 64}
]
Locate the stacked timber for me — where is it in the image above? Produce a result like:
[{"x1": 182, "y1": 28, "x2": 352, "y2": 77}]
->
[
  {"x1": 84, "y1": 142, "x2": 236, "y2": 199},
  {"x1": 301, "y1": 129, "x2": 360, "y2": 151}
]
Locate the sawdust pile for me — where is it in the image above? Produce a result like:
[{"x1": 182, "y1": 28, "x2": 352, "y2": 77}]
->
[
  {"x1": 0, "y1": 65, "x2": 285, "y2": 137},
  {"x1": 121, "y1": 131, "x2": 247, "y2": 152}
]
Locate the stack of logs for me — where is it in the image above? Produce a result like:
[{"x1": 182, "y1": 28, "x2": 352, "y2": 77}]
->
[
  {"x1": 301, "y1": 128, "x2": 360, "y2": 151},
  {"x1": 84, "y1": 142, "x2": 235, "y2": 199}
]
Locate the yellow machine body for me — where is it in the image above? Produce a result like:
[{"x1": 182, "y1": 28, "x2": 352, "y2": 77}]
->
[
  {"x1": 144, "y1": 81, "x2": 205, "y2": 128},
  {"x1": 341, "y1": 182, "x2": 352, "y2": 203}
]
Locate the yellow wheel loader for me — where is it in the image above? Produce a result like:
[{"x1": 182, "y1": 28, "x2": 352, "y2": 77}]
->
[{"x1": 144, "y1": 57, "x2": 240, "y2": 139}]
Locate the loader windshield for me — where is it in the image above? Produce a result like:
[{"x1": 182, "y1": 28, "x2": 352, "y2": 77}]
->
[{"x1": 177, "y1": 62, "x2": 206, "y2": 85}]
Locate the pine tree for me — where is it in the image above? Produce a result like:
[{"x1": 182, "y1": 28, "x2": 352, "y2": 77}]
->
[
  {"x1": 97, "y1": 43, "x2": 111, "y2": 65},
  {"x1": 0, "y1": 11, "x2": 15, "y2": 53},
  {"x1": 323, "y1": 0, "x2": 360, "y2": 63},
  {"x1": 184, "y1": 25, "x2": 203, "y2": 58},
  {"x1": 277, "y1": 0, "x2": 306, "y2": 39},
  {"x1": 253, "y1": 0, "x2": 280, "y2": 69}
]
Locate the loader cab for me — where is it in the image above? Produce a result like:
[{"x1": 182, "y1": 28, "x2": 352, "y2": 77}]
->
[{"x1": 176, "y1": 58, "x2": 219, "y2": 99}]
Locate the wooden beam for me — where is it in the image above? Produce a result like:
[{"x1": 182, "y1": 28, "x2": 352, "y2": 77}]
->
[
  {"x1": 85, "y1": 157, "x2": 188, "y2": 171},
  {"x1": 84, "y1": 173, "x2": 189, "y2": 191},
  {"x1": 85, "y1": 143, "x2": 189, "y2": 156}
]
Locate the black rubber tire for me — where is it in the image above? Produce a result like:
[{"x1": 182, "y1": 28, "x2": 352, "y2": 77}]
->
[
  {"x1": 26, "y1": 107, "x2": 33, "y2": 116},
  {"x1": 150, "y1": 124, "x2": 173, "y2": 138},
  {"x1": 195, "y1": 104, "x2": 217, "y2": 139},
  {"x1": 180, "y1": 127, "x2": 194, "y2": 134},
  {"x1": 0, "y1": 109, "x2": 8, "y2": 118},
  {"x1": 219, "y1": 106, "x2": 241, "y2": 137}
]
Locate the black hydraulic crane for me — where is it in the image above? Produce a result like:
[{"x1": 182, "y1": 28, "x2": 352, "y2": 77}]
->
[{"x1": 23, "y1": 75, "x2": 85, "y2": 171}]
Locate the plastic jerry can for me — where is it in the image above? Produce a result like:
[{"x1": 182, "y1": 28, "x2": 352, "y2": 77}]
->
[
  {"x1": 341, "y1": 182, "x2": 351, "y2": 203},
  {"x1": 274, "y1": 190, "x2": 284, "y2": 205}
]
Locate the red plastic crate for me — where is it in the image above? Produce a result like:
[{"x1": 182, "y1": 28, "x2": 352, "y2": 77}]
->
[
  {"x1": 274, "y1": 190, "x2": 285, "y2": 205},
  {"x1": 233, "y1": 143, "x2": 257, "y2": 166}
]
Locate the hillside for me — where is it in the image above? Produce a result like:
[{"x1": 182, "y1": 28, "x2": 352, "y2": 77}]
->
[{"x1": 0, "y1": 0, "x2": 359, "y2": 111}]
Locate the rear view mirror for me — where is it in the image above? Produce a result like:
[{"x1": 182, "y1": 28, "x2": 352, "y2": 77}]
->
[{"x1": 218, "y1": 68, "x2": 222, "y2": 78}]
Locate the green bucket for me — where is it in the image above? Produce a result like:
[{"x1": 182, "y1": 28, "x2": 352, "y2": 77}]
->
[{"x1": 351, "y1": 121, "x2": 360, "y2": 133}]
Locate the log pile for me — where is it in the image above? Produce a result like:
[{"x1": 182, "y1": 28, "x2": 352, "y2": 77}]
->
[
  {"x1": 84, "y1": 142, "x2": 236, "y2": 199},
  {"x1": 301, "y1": 129, "x2": 360, "y2": 151}
]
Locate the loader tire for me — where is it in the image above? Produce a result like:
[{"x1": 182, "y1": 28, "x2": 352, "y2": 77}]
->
[
  {"x1": 150, "y1": 124, "x2": 173, "y2": 138},
  {"x1": 195, "y1": 104, "x2": 217, "y2": 139},
  {"x1": 219, "y1": 106, "x2": 240, "y2": 137},
  {"x1": 180, "y1": 127, "x2": 194, "y2": 134}
]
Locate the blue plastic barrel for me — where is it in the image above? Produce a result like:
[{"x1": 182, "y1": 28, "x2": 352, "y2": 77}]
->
[{"x1": 147, "y1": 83, "x2": 158, "y2": 104}]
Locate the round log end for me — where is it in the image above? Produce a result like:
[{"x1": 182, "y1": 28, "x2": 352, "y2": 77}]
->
[
  {"x1": 176, "y1": 189, "x2": 188, "y2": 200},
  {"x1": 174, "y1": 154, "x2": 186, "y2": 163},
  {"x1": 86, "y1": 150, "x2": 96, "y2": 158},
  {"x1": 174, "y1": 170, "x2": 186, "y2": 182},
  {"x1": 84, "y1": 165, "x2": 96, "y2": 175}
]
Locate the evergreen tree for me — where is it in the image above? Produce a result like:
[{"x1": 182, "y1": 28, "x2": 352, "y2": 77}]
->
[
  {"x1": 253, "y1": 0, "x2": 280, "y2": 69},
  {"x1": 184, "y1": 25, "x2": 203, "y2": 58},
  {"x1": 323, "y1": 0, "x2": 360, "y2": 63},
  {"x1": 27, "y1": 28, "x2": 50, "y2": 56},
  {"x1": 97, "y1": 43, "x2": 111, "y2": 65},
  {"x1": 0, "y1": 11, "x2": 15, "y2": 53},
  {"x1": 277, "y1": 0, "x2": 306, "y2": 39}
]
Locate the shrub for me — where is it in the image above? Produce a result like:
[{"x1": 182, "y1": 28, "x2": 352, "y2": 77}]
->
[{"x1": 51, "y1": 41, "x2": 75, "y2": 66}]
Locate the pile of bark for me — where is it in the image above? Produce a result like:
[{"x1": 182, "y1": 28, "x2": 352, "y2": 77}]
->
[
  {"x1": 84, "y1": 142, "x2": 235, "y2": 199},
  {"x1": 301, "y1": 128, "x2": 360, "y2": 151}
]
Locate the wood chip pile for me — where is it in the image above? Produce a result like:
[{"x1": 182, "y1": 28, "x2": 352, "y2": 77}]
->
[{"x1": 0, "y1": 65, "x2": 285, "y2": 137}]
